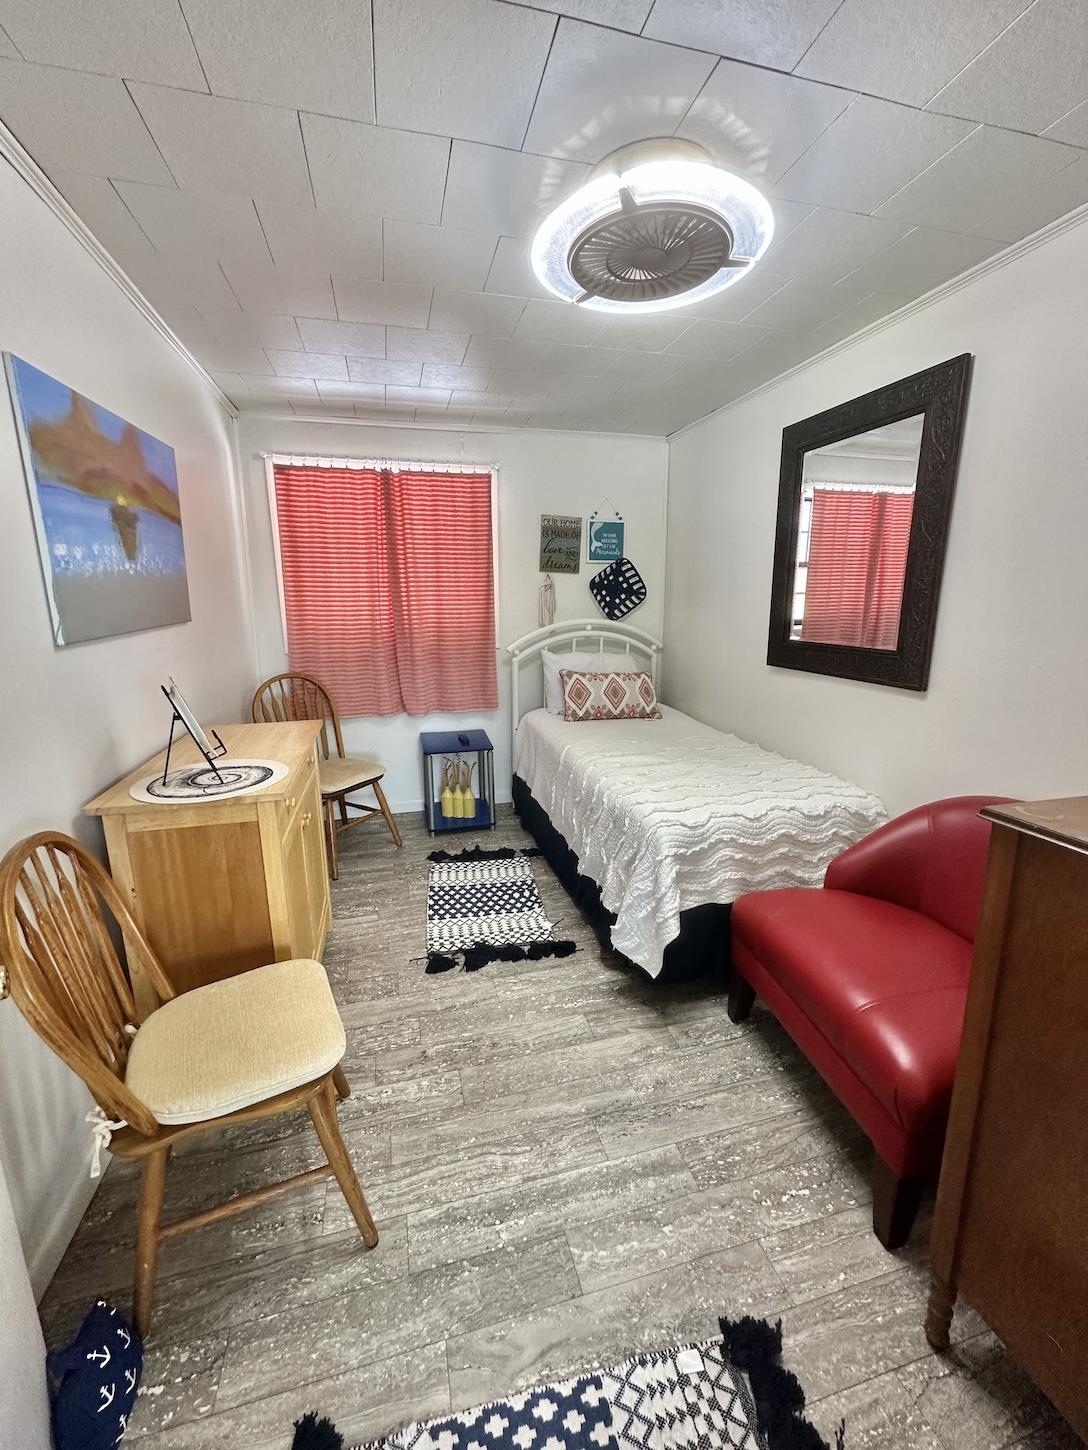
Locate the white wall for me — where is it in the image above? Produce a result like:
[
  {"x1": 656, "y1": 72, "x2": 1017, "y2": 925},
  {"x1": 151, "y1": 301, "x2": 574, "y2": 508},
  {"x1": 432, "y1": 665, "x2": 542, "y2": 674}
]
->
[
  {"x1": 0, "y1": 151, "x2": 257, "y2": 1296},
  {"x1": 237, "y1": 415, "x2": 668, "y2": 810},
  {"x1": 664, "y1": 216, "x2": 1088, "y2": 818},
  {"x1": 0, "y1": 1158, "x2": 50, "y2": 1450}
]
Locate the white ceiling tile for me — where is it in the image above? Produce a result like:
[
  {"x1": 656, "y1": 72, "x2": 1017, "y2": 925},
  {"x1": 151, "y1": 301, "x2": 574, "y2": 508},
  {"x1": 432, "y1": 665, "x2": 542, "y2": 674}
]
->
[
  {"x1": 297, "y1": 317, "x2": 385, "y2": 357},
  {"x1": 386, "y1": 327, "x2": 469, "y2": 363},
  {"x1": 129, "y1": 84, "x2": 312, "y2": 205},
  {"x1": 591, "y1": 348, "x2": 683, "y2": 379},
  {"x1": 484, "y1": 236, "x2": 555, "y2": 298},
  {"x1": 180, "y1": 0, "x2": 373, "y2": 120},
  {"x1": 240, "y1": 376, "x2": 319, "y2": 398},
  {"x1": 428, "y1": 289, "x2": 527, "y2": 337},
  {"x1": 123, "y1": 250, "x2": 244, "y2": 318},
  {"x1": 443, "y1": 142, "x2": 587, "y2": 238},
  {"x1": 545, "y1": 373, "x2": 620, "y2": 401},
  {"x1": 774, "y1": 97, "x2": 974, "y2": 214},
  {"x1": 373, "y1": 0, "x2": 554, "y2": 147},
  {"x1": 346, "y1": 356, "x2": 423, "y2": 385},
  {"x1": 513, "y1": 299, "x2": 607, "y2": 345},
  {"x1": 771, "y1": 198, "x2": 817, "y2": 240},
  {"x1": 643, "y1": 0, "x2": 841, "y2": 70},
  {"x1": 794, "y1": 0, "x2": 1029, "y2": 108},
  {"x1": 875, "y1": 127, "x2": 1080, "y2": 234},
  {"x1": 685, "y1": 269, "x2": 790, "y2": 321},
  {"x1": 524, "y1": 1, "x2": 651, "y2": 26},
  {"x1": 207, "y1": 370, "x2": 252, "y2": 399},
  {"x1": 332, "y1": 277, "x2": 432, "y2": 327},
  {"x1": 49, "y1": 172, "x2": 159, "y2": 263},
  {"x1": 222, "y1": 261, "x2": 337, "y2": 318},
  {"x1": 0, "y1": 62, "x2": 174, "y2": 182},
  {"x1": 969, "y1": 152, "x2": 1088, "y2": 241},
  {"x1": 464, "y1": 336, "x2": 554, "y2": 370},
  {"x1": 257, "y1": 204, "x2": 383, "y2": 277},
  {"x1": 116, "y1": 181, "x2": 272, "y2": 265},
  {"x1": 929, "y1": 0, "x2": 1088, "y2": 133},
  {"x1": 540, "y1": 343, "x2": 610, "y2": 375},
  {"x1": 678, "y1": 59, "x2": 855, "y2": 188},
  {"x1": 296, "y1": 400, "x2": 357, "y2": 417},
  {"x1": 487, "y1": 369, "x2": 556, "y2": 396},
  {"x1": 741, "y1": 277, "x2": 867, "y2": 331},
  {"x1": 451, "y1": 389, "x2": 504, "y2": 409},
  {"x1": 301, "y1": 112, "x2": 449, "y2": 226},
  {"x1": 523, "y1": 19, "x2": 714, "y2": 164},
  {"x1": 192, "y1": 344, "x2": 274, "y2": 375},
  {"x1": 515, "y1": 396, "x2": 569, "y2": 415},
  {"x1": 0, "y1": 24, "x2": 17, "y2": 58},
  {"x1": 0, "y1": 0, "x2": 205, "y2": 86},
  {"x1": 386, "y1": 385, "x2": 453, "y2": 406},
  {"x1": 762, "y1": 208, "x2": 909, "y2": 284},
  {"x1": 1043, "y1": 100, "x2": 1088, "y2": 148},
  {"x1": 665, "y1": 318, "x2": 768, "y2": 359},
  {"x1": 420, "y1": 364, "x2": 493, "y2": 390},
  {"x1": 318, "y1": 381, "x2": 386, "y2": 402},
  {"x1": 210, "y1": 313, "x2": 305, "y2": 349},
  {"x1": 840, "y1": 227, "x2": 1002, "y2": 295},
  {"x1": 808, "y1": 289, "x2": 914, "y2": 346},
  {"x1": 267, "y1": 349, "x2": 350, "y2": 380},
  {"x1": 561, "y1": 397, "x2": 626, "y2": 420},
  {"x1": 383, "y1": 221, "x2": 498, "y2": 290},
  {"x1": 591, "y1": 315, "x2": 695, "y2": 351}
]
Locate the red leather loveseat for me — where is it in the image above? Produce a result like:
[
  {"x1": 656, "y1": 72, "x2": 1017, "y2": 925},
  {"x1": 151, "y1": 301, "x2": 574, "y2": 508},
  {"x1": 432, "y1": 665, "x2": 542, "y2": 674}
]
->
[{"x1": 729, "y1": 796, "x2": 1011, "y2": 1249}]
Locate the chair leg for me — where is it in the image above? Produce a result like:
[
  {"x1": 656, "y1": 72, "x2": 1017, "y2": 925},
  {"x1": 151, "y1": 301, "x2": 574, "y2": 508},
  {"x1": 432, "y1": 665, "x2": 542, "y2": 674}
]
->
[
  {"x1": 324, "y1": 797, "x2": 339, "y2": 881},
  {"x1": 727, "y1": 972, "x2": 756, "y2": 1024},
  {"x1": 373, "y1": 779, "x2": 403, "y2": 848},
  {"x1": 132, "y1": 1147, "x2": 170, "y2": 1338},
  {"x1": 307, "y1": 1079, "x2": 379, "y2": 1247},
  {"x1": 332, "y1": 1064, "x2": 351, "y2": 1100},
  {"x1": 872, "y1": 1152, "x2": 925, "y2": 1250}
]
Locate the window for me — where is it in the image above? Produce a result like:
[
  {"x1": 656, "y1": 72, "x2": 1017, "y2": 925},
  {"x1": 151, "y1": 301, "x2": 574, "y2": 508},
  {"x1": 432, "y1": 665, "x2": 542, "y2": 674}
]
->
[
  {"x1": 269, "y1": 460, "x2": 497, "y2": 717},
  {"x1": 797, "y1": 485, "x2": 914, "y2": 650}
]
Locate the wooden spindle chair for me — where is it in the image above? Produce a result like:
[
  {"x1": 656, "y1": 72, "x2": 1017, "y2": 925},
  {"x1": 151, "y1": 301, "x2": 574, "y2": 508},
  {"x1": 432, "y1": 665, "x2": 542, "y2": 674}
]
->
[
  {"x1": 0, "y1": 832, "x2": 378, "y2": 1337},
  {"x1": 251, "y1": 672, "x2": 402, "y2": 880}
]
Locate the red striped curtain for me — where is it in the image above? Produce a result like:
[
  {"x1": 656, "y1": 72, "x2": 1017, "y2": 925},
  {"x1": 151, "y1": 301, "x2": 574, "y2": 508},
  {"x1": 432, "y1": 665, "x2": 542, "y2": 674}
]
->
[
  {"x1": 273, "y1": 465, "x2": 496, "y2": 717},
  {"x1": 801, "y1": 489, "x2": 914, "y2": 650}
]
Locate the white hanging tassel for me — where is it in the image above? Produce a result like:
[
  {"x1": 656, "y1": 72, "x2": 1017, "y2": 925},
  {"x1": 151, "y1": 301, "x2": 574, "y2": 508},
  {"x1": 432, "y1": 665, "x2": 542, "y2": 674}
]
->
[
  {"x1": 538, "y1": 572, "x2": 556, "y2": 627},
  {"x1": 86, "y1": 1105, "x2": 127, "y2": 1179}
]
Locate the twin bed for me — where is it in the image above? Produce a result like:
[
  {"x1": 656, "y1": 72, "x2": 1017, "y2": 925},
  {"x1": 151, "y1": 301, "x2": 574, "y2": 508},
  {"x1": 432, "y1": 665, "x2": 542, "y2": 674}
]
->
[{"x1": 507, "y1": 620, "x2": 886, "y2": 981}]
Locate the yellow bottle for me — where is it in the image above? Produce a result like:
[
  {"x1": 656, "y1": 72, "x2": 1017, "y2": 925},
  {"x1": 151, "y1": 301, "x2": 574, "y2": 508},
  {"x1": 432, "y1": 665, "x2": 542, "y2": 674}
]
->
[
  {"x1": 451, "y1": 769, "x2": 465, "y2": 817},
  {"x1": 461, "y1": 760, "x2": 475, "y2": 821}
]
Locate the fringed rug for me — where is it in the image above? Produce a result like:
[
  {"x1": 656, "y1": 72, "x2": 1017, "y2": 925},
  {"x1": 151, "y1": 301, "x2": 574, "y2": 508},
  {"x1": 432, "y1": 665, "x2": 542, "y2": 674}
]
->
[
  {"x1": 424, "y1": 845, "x2": 577, "y2": 975},
  {"x1": 291, "y1": 1317, "x2": 844, "y2": 1450}
]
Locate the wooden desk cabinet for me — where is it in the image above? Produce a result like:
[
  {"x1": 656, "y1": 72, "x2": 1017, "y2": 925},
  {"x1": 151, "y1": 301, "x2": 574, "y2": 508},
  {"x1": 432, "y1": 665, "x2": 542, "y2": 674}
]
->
[
  {"x1": 927, "y1": 797, "x2": 1088, "y2": 1439},
  {"x1": 85, "y1": 722, "x2": 330, "y2": 1016}
]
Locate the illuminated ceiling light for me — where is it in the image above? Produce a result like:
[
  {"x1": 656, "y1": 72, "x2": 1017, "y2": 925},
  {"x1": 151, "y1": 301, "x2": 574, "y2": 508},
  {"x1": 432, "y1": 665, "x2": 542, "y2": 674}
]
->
[{"x1": 530, "y1": 138, "x2": 774, "y2": 315}]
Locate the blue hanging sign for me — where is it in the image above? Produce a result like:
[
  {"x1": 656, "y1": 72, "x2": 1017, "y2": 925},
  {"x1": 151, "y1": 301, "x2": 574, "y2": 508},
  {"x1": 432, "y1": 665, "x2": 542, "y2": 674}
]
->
[{"x1": 587, "y1": 514, "x2": 625, "y2": 562}]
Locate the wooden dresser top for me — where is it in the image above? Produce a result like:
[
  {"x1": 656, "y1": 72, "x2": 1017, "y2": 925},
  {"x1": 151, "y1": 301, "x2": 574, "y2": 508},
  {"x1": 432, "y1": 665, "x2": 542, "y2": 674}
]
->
[
  {"x1": 982, "y1": 796, "x2": 1088, "y2": 854},
  {"x1": 84, "y1": 721, "x2": 321, "y2": 816}
]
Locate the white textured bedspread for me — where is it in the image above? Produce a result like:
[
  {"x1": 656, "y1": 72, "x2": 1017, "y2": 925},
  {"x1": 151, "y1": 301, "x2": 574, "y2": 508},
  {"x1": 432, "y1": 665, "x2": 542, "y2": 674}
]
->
[{"x1": 514, "y1": 706, "x2": 887, "y2": 977}]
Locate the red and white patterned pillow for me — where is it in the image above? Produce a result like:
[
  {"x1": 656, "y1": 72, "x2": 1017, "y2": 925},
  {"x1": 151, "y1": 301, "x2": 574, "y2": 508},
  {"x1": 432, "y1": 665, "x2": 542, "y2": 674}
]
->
[{"x1": 559, "y1": 669, "x2": 662, "y2": 722}]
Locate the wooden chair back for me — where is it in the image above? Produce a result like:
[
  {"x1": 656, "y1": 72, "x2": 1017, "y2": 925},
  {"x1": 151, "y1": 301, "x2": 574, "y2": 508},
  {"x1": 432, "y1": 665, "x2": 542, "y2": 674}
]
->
[
  {"x1": 0, "y1": 833, "x2": 177, "y2": 1135},
  {"x1": 251, "y1": 672, "x2": 345, "y2": 761}
]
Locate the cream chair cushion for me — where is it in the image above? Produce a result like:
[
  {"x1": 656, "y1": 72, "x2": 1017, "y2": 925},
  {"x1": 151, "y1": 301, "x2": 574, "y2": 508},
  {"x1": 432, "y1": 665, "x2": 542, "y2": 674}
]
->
[
  {"x1": 125, "y1": 959, "x2": 346, "y2": 1125},
  {"x1": 318, "y1": 754, "x2": 386, "y2": 796}
]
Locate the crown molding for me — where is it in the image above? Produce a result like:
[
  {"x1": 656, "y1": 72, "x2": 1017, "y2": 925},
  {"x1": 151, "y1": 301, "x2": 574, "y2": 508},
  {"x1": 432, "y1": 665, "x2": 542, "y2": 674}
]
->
[
  {"x1": 0, "y1": 118, "x2": 237, "y2": 419},
  {"x1": 241, "y1": 407, "x2": 662, "y2": 441},
  {"x1": 668, "y1": 199, "x2": 1088, "y2": 442}
]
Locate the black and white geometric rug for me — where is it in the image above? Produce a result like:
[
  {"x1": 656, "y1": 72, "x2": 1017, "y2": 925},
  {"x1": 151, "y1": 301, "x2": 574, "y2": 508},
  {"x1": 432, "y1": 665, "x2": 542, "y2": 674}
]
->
[
  {"x1": 290, "y1": 1316, "x2": 844, "y2": 1450},
  {"x1": 424, "y1": 846, "x2": 577, "y2": 975}
]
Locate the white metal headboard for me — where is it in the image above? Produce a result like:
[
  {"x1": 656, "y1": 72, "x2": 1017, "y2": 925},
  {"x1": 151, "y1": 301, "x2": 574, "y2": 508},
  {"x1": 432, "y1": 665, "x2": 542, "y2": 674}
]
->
[{"x1": 505, "y1": 618, "x2": 663, "y2": 761}]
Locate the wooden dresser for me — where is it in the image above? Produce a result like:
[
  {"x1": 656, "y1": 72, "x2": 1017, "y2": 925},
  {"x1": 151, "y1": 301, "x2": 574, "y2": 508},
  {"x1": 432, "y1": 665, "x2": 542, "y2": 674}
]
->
[
  {"x1": 85, "y1": 722, "x2": 330, "y2": 1017},
  {"x1": 927, "y1": 796, "x2": 1088, "y2": 1438}
]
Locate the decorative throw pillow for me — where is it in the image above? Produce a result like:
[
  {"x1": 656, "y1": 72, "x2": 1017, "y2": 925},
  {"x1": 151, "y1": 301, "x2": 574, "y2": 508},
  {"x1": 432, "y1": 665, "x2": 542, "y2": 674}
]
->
[
  {"x1": 589, "y1": 557, "x2": 647, "y2": 620},
  {"x1": 47, "y1": 1299, "x2": 143, "y2": 1450},
  {"x1": 540, "y1": 649, "x2": 604, "y2": 715},
  {"x1": 560, "y1": 669, "x2": 662, "y2": 722}
]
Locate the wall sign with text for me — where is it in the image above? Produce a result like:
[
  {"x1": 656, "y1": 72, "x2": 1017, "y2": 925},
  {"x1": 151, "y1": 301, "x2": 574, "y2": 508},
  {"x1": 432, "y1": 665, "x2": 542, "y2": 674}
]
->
[
  {"x1": 587, "y1": 514, "x2": 625, "y2": 562},
  {"x1": 539, "y1": 513, "x2": 582, "y2": 573}
]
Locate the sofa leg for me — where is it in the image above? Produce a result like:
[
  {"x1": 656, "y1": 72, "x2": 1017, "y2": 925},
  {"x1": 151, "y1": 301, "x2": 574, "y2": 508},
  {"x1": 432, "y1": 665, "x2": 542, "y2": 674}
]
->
[
  {"x1": 727, "y1": 973, "x2": 756, "y2": 1024},
  {"x1": 872, "y1": 1154, "x2": 924, "y2": 1250}
]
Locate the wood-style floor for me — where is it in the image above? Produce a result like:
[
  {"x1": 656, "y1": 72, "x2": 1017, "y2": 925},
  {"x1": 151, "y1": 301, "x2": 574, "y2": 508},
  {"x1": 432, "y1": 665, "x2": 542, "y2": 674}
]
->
[{"x1": 39, "y1": 808, "x2": 1076, "y2": 1450}]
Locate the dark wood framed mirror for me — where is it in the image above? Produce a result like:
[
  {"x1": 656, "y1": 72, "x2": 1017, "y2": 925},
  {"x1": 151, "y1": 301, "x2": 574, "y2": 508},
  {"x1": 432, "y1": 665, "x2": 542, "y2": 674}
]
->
[{"x1": 767, "y1": 353, "x2": 971, "y2": 692}]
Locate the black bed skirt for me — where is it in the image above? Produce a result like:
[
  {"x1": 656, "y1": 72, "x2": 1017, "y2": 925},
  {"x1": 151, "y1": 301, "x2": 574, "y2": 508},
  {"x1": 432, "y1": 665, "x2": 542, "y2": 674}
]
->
[{"x1": 511, "y1": 773, "x2": 731, "y2": 984}]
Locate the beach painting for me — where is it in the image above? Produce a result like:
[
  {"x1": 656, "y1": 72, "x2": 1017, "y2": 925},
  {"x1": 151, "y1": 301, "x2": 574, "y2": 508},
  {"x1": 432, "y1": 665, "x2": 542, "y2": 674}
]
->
[{"x1": 5, "y1": 355, "x2": 191, "y2": 645}]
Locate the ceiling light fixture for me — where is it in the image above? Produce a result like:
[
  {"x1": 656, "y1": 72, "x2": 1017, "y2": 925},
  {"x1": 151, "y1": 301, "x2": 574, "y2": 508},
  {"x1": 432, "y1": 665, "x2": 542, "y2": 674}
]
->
[{"x1": 530, "y1": 139, "x2": 774, "y2": 315}]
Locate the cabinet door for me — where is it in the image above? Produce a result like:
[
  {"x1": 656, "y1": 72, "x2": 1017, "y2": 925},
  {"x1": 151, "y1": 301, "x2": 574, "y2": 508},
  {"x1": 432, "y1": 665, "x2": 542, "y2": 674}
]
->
[
  {"x1": 282, "y1": 807, "x2": 318, "y2": 959},
  {"x1": 301, "y1": 797, "x2": 330, "y2": 955}
]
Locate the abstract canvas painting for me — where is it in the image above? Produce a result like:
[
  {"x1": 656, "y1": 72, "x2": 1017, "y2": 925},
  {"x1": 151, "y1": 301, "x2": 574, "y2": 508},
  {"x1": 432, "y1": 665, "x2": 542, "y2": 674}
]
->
[{"x1": 5, "y1": 355, "x2": 191, "y2": 645}]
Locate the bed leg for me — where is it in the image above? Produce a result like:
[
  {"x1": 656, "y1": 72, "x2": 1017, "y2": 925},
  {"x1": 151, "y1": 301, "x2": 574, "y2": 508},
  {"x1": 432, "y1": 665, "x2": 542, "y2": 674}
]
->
[{"x1": 727, "y1": 973, "x2": 756, "y2": 1023}]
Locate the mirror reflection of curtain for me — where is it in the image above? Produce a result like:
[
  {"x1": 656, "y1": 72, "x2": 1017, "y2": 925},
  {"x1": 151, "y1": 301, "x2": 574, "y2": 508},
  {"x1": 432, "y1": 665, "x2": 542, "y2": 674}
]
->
[{"x1": 801, "y1": 489, "x2": 914, "y2": 649}]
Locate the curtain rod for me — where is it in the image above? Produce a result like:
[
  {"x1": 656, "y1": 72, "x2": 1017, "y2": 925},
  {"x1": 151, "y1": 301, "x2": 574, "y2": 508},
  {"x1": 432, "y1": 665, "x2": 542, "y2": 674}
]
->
[{"x1": 260, "y1": 451, "x2": 496, "y2": 474}]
